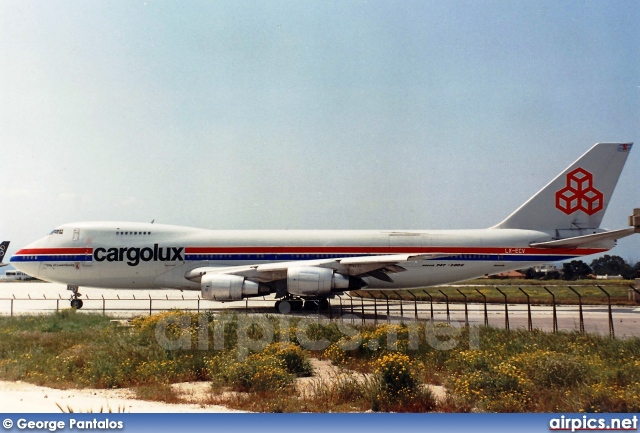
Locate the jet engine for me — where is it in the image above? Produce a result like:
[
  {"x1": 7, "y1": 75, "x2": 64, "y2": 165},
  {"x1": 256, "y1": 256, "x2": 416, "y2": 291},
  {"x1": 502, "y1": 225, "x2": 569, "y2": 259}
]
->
[
  {"x1": 287, "y1": 267, "x2": 366, "y2": 297},
  {"x1": 201, "y1": 274, "x2": 269, "y2": 301}
]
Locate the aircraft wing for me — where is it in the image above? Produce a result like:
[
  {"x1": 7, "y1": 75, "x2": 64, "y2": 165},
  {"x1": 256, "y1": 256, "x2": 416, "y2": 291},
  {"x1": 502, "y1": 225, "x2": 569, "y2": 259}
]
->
[
  {"x1": 185, "y1": 253, "x2": 448, "y2": 284},
  {"x1": 530, "y1": 228, "x2": 636, "y2": 249}
]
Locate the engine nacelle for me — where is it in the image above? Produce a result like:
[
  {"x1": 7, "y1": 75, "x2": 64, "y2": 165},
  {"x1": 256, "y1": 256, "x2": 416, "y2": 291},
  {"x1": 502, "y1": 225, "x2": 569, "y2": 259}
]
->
[
  {"x1": 201, "y1": 274, "x2": 268, "y2": 301},
  {"x1": 287, "y1": 267, "x2": 365, "y2": 297}
]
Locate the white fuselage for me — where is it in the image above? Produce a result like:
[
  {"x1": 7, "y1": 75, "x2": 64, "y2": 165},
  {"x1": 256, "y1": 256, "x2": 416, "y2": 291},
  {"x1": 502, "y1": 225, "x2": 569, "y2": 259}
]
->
[{"x1": 11, "y1": 221, "x2": 609, "y2": 291}]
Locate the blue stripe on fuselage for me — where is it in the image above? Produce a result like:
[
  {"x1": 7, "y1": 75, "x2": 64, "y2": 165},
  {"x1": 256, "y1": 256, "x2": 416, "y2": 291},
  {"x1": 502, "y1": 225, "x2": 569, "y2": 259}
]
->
[
  {"x1": 11, "y1": 255, "x2": 92, "y2": 262},
  {"x1": 183, "y1": 253, "x2": 577, "y2": 262},
  {"x1": 11, "y1": 253, "x2": 579, "y2": 263}
]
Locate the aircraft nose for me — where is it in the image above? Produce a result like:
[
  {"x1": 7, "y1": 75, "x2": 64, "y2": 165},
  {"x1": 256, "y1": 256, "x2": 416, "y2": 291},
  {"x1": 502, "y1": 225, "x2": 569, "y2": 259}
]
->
[
  {"x1": 10, "y1": 251, "x2": 41, "y2": 278},
  {"x1": 10, "y1": 237, "x2": 48, "y2": 278}
]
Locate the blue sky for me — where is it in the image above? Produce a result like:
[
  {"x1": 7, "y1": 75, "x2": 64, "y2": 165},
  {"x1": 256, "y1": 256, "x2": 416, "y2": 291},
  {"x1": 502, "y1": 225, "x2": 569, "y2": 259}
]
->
[{"x1": 1, "y1": 1, "x2": 639, "y2": 263}]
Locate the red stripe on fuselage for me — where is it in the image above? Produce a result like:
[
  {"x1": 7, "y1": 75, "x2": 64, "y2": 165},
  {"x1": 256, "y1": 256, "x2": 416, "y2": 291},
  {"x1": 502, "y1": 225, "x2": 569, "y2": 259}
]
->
[
  {"x1": 14, "y1": 248, "x2": 93, "y2": 255},
  {"x1": 184, "y1": 246, "x2": 607, "y2": 256},
  {"x1": 13, "y1": 246, "x2": 609, "y2": 257}
]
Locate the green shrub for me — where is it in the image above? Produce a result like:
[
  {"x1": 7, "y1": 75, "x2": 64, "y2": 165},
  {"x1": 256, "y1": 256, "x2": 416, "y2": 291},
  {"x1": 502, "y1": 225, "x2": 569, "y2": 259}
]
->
[
  {"x1": 263, "y1": 343, "x2": 313, "y2": 377},
  {"x1": 208, "y1": 351, "x2": 292, "y2": 392},
  {"x1": 375, "y1": 352, "x2": 418, "y2": 396}
]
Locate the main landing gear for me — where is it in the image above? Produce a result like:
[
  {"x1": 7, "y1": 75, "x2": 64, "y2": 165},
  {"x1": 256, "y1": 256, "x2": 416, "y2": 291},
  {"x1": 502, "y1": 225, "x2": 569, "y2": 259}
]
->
[
  {"x1": 274, "y1": 297, "x2": 329, "y2": 313},
  {"x1": 304, "y1": 298, "x2": 329, "y2": 311},
  {"x1": 67, "y1": 285, "x2": 84, "y2": 309},
  {"x1": 275, "y1": 297, "x2": 303, "y2": 313}
]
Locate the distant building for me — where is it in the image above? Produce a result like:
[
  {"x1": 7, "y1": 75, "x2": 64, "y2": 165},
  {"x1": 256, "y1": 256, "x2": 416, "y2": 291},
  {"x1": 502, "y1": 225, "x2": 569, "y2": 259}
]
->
[
  {"x1": 1, "y1": 270, "x2": 34, "y2": 281},
  {"x1": 595, "y1": 275, "x2": 624, "y2": 280}
]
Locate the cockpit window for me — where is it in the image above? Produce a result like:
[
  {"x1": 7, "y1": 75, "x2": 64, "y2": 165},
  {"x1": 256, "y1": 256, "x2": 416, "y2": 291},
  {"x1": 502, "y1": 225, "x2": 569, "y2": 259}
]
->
[{"x1": 49, "y1": 229, "x2": 64, "y2": 235}]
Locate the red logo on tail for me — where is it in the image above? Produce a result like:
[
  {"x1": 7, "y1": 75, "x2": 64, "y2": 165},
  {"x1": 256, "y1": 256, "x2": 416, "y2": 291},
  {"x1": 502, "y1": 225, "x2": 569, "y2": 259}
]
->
[{"x1": 555, "y1": 168, "x2": 603, "y2": 215}]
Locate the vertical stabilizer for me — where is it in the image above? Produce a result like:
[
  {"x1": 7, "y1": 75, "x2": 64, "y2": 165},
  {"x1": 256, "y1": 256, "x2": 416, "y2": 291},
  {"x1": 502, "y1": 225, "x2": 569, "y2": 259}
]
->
[
  {"x1": 494, "y1": 143, "x2": 633, "y2": 231},
  {"x1": 0, "y1": 241, "x2": 9, "y2": 266}
]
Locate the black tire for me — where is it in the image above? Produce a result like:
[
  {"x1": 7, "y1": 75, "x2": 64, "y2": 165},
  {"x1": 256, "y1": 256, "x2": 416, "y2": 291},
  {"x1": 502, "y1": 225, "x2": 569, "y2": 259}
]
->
[
  {"x1": 277, "y1": 301, "x2": 292, "y2": 314},
  {"x1": 70, "y1": 299, "x2": 83, "y2": 309}
]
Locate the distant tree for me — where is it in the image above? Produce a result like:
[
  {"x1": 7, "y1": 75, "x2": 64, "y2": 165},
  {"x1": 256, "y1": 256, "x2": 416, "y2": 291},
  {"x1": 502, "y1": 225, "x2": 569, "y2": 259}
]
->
[
  {"x1": 524, "y1": 268, "x2": 540, "y2": 279},
  {"x1": 590, "y1": 255, "x2": 635, "y2": 279},
  {"x1": 562, "y1": 260, "x2": 592, "y2": 280}
]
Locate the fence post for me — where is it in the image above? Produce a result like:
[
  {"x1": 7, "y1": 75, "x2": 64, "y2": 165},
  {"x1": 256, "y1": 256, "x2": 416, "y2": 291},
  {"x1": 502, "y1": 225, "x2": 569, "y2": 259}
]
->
[
  {"x1": 456, "y1": 289, "x2": 469, "y2": 327},
  {"x1": 102, "y1": 295, "x2": 106, "y2": 316},
  {"x1": 438, "y1": 290, "x2": 450, "y2": 324},
  {"x1": 373, "y1": 293, "x2": 378, "y2": 326},
  {"x1": 518, "y1": 287, "x2": 532, "y2": 331},
  {"x1": 380, "y1": 292, "x2": 390, "y2": 323},
  {"x1": 567, "y1": 286, "x2": 584, "y2": 333},
  {"x1": 422, "y1": 290, "x2": 434, "y2": 320},
  {"x1": 56, "y1": 299, "x2": 59, "y2": 312},
  {"x1": 408, "y1": 291, "x2": 418, "y2": 320},
  {"x1": 596, "y1": 285, "x2": 615, "y2": 339},
  {"x1": 345, "y1": 293, "x2": 355, "y2": 324},
  {"x1": 349, "y1": 292, "x2": 354, "y2": 317},
  {"x1": 361, "y1": 293, "x2": 365, "y2": 325},
  {"x1": 393, "y1": 290, "x2": 404, "y2": 321},
  {"x1": 543, "y1": 287, "x2": 558, "y2": 333},
  {"x1": 495, "y1": 287, "x2": 509, "y2": 331},
  {"x1": 474, "y1": 288, "x2": 488, "y2": 326},
  {"x1": 149, "y1": 295, "x2": 152, "y2": 316},
  {"x1": 10, "y1": 298, "x2": 13, "y2": 317}
]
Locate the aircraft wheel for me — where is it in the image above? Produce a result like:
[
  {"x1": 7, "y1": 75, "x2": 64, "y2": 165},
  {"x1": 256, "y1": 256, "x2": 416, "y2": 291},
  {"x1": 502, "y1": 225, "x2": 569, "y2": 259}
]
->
[
  {"x1": 319, "y1": 298, "x2": 329, "y2": 310},
  {"x1": 70, "y1": 299, "x2": 83, "y2": 309},
  {"x1": 291, "y1": 300, "x2": 303, "y2": 311},
  {"x1": 276, "y1": 301, "x2": 292, "y2": 314}
]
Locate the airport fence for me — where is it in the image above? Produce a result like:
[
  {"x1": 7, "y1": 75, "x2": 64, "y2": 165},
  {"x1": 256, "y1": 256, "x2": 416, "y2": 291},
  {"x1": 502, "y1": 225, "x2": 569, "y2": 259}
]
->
[{"x1": 1, "y1": 284, "x2": 639, "y2": 338}]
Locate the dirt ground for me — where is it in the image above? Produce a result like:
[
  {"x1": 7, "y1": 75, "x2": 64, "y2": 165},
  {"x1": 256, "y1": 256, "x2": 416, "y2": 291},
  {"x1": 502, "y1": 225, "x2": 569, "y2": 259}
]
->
[
  {"x1": 0, "y1": 380, "x2": 239, "y2": 413},
  {"x1": 0, "y1": 358, "x2": 447, "y2": 412}
]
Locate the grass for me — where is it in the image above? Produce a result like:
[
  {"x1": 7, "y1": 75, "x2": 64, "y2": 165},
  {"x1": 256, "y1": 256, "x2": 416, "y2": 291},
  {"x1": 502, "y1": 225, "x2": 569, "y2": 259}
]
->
[
  {"x1": 1, "y1": 310, "x2": 639, "y2": 412},
  {"x1": 351, "y1": 279, "x2": 638, "y2": 306}
]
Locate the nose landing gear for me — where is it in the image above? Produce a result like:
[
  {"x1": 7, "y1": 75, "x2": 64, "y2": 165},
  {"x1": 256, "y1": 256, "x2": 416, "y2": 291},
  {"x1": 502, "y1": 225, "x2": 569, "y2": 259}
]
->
[{"x1": 67, "y1": 285, "x2": 84, "y2": 309}]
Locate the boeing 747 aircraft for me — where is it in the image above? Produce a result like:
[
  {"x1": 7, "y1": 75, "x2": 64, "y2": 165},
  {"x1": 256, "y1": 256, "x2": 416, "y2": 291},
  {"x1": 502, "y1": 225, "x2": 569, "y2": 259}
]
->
[{"x1": 11, "y1": 143, "x2": 640, "y2": 310}]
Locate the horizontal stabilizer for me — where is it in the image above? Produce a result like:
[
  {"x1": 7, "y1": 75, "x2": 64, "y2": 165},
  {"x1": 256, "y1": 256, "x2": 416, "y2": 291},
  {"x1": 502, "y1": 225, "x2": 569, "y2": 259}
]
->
[{"x1": 530, "y1": 228, "x2": 635, "y2": 249}]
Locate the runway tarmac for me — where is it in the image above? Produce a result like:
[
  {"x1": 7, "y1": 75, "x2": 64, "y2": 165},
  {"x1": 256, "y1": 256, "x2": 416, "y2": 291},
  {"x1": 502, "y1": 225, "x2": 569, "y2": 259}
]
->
[{"x1": 1, "y1": 281, "x2": 639, "y2": 338}]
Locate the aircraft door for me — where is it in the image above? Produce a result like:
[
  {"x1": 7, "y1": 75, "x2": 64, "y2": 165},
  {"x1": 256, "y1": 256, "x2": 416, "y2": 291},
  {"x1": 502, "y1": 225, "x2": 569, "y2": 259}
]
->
[{"x1": 72, "y1": 228, "x2": 94, "y2": 268}]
